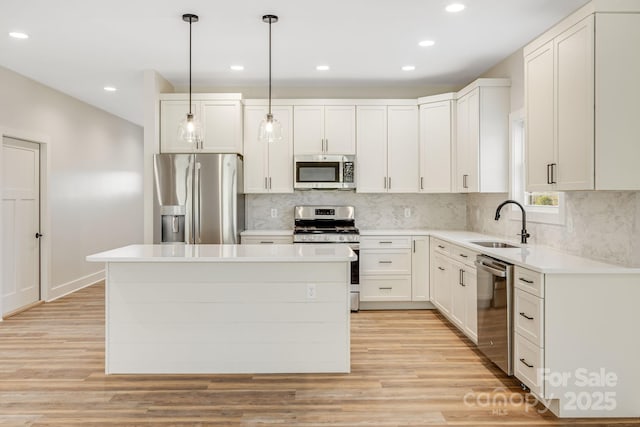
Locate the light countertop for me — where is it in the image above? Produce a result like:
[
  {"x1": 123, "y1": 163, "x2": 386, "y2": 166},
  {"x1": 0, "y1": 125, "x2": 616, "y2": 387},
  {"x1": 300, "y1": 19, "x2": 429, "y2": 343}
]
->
[{"x1": 86, "y1": 244, "x2": 356, "y2": 263}]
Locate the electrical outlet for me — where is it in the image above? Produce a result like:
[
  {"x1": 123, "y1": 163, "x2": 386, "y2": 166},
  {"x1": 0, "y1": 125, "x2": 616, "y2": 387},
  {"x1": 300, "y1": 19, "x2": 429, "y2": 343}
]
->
[
  {"x1": 270, "y1": 208, "x2": 277, "y2": 218},
  {"x1": 404, "y1": 207, "x2": 411, "y2": 218},
  {"x1": 307, "y1": 283, "x2": 317, "y2": 299}
]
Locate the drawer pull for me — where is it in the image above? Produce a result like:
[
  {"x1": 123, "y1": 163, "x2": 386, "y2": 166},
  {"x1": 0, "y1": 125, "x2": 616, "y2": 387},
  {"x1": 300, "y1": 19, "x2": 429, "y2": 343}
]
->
[
  {"x1": 379, "y1": 241, "x2": 393, "y2": 244},
  {"x1": 459, "y1": 253, "x2": 468, "y2": 258},
  {"x1": 379, "y1": 287, "x2": 393, "y2": 290},
  {"x1": 519, "y1": 312, "x2": 534, "y2": 320},
  {"x1": 378, "y1": 261, "x2": 393, "y2": 264},
  {"x1": 519, "y1": 277, "x2": 534, "y2": 284},
  {"x1": 519, "y1": 358, "x2": 534, "y2": 368},
  {"x1": 438, "y1": 266, "x2": 445, "y2": 271},
  {"x1": 260, "y1": 241, "x2": 274, "y2": 244},
  {"x1": 437, "y1": 245, "x2": 445, "y2": 249}
]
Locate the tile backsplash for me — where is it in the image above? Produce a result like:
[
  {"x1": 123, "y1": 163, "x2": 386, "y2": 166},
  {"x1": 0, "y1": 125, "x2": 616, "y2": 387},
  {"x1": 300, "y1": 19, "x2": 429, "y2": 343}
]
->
[
  {"x1": 467, "y1": 192, "x2": 640, "y2": 267},
  {"x1": 246, "y1": 192, "x2": 467, "y2": 231}
]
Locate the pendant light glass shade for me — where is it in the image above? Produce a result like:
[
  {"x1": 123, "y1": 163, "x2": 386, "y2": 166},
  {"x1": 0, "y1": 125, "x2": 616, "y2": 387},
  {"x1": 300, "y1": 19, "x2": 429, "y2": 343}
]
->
[
  {"x1": 259, "y1": 113, "x2": 283, "y2": 143},
  {"x1": 259, "y1": 15, "x2": 282, "y2": 142},
  {"x1": 178, "y1": 113, "x2": 202, "y2": 144},
  {"x1": 178, "y1": 13, "x2": 202, "y2": 145}
]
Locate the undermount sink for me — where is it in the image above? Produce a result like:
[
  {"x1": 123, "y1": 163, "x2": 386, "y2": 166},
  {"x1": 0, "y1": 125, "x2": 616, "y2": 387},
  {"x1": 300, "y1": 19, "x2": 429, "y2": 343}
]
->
[{"x1": 470, "y1": 241, "x2": 520, "y2": 249}]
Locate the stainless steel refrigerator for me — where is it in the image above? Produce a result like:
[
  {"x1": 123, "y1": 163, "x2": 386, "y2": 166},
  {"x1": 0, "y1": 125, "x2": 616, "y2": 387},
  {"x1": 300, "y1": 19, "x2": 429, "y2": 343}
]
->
[{"x1": 153, "y1": 153, "x2": 245, "y2": 244}]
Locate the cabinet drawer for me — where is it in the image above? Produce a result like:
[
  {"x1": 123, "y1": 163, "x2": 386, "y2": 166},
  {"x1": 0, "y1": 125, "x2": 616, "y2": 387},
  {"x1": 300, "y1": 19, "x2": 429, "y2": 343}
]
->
[
  {"x1": 514, "y1": 266, "x2": 544, "y2": 297},
  {"x1": 360, "y1": 276, "x2": 412, "y2": 301},
  {"x1": 360, "y1": 249, "x2": 411, "y2": 275},
  {"x1": 431, "y1": 238, "x2": 451, "y2": 255},
  {"x1": 360, "y1": 236, "x2": 411, "y2": 249},
  {"x1": 514, "y1": 333, "x2": 544, "y2": 397},
  {"x1": 241, "y1": 236, "x2": 293, "y2": 244},
  {"x1": 451, "y1": 244, "x2": 478, "y2": 268},
  {"x1": 514, "y1": 289, "x2": 544, "y2": 347}
]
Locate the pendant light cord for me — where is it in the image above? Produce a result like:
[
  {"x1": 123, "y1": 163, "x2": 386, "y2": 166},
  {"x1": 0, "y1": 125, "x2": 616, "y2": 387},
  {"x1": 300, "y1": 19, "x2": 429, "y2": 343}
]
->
[
  {"x1": 189, "y1": 17, "x2": 193, "y2": 115},
  {"x1": 268, "y1": 18, "x2": 272, "y2": 116}
]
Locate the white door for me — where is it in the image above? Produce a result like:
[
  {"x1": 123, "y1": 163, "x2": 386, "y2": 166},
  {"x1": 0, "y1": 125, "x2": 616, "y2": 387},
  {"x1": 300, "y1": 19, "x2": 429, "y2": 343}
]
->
[
  {"x1": 356, "y1": 106, "x2": 387, "y2": 193},
  {"x1": 293, "y1": 106, "x2": 324, "y2": 154},
  {"x1": 324, "y1": 106, "x2": 356, "y2": 154},
  {"x1": 242, "y1": 106, "x2": 270, "y2": 193},
  {"x1": 419, "y1": 100, "x2": 453, "y2": 193},
  {"x1": 266, "y1": 106, "x2": 294, "y2": 193},
  {"x1": 411, "y1": 236, "x2": 429, "y2": 301},
  {"x1": 201, "y1": 101, "x2": 243, "y2": 153},
  {"x1": 159, "y1": 100, "x2": 199, "y2": 153},
  {"x1": 387, "y1": 106, "x2": 419, "y2": 193},
  {"x1": 2, "y1": 137, "x2": 41, "y2": 315}
]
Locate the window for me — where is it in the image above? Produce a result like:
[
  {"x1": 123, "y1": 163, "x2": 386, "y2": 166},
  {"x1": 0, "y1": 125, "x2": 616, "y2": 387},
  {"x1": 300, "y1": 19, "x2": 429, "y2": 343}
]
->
[{"x1": 509, "y1": 109, "x2": 565, "y2": 225}]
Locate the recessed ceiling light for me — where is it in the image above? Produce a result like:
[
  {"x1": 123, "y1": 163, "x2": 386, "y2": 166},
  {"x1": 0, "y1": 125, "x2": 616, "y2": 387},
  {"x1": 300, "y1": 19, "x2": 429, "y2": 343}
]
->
[
  {"x1": 419, "y1": 40, "x2": 435, "y2": 47},
  {"x1": 9, "y1": 31, "x2": 29, "y2": 39},
  {"x1": 446, "y1": 3, "x2": 466, "y2": 13},
  {"x1": 104, "y1": 86, "x2": 117, "y2": 92},
  {"x1": 402, "y1": 65, "x2": 416, "y2": 71},
  {"x1": 230, "y1": 65, "x2": 244, "y2": 71},
  {"x1": 316, "y1": 65, "x2": 330, "y2": 71}
]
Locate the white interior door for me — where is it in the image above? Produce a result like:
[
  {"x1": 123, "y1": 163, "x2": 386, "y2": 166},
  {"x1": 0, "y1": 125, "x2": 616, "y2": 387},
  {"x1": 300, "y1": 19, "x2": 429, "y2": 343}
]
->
[{"x1": 2, "y1": 137, "x2": 41, "y2": 315}]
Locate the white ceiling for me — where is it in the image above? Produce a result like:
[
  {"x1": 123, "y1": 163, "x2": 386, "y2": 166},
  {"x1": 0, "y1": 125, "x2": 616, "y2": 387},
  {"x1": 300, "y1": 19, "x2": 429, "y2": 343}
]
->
[{"x1": 1, "y1": 0, "x2": 589, "y2": 125}]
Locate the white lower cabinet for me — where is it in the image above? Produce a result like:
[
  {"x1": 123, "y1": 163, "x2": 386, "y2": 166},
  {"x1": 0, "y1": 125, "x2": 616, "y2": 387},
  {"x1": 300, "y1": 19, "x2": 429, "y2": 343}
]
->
[
  {"x1": 513, "y1": 265, "x2": 545, "y2": 397},
  {"x1": 429, "y1": 237, "x2": 478, "y2": 343},
  {"x1": 359, "y1": 235, "x2": 428, "y2": 303}
]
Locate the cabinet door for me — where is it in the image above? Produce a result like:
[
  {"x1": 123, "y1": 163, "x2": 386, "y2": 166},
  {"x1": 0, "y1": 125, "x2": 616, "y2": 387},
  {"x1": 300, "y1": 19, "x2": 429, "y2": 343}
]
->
[
  {"x1": 431, "y1": 252, "x2": 451, "y2": 314},
  {"x1": 464, "y1": 267, "x2": 478, "y2": 343},
  {"x1": 525, "y1": 41, "x2": 556, "y2": 192},
  {"x1": 201, "y1": 101, "x2": 243, "y2": 153},
  {"x1": 356, "y1": 106, "x2": 388, "y2": 193},
  {"x1": 160, "y1": 100, "x2": 198, "y2": 153},
  {"x1": 456, "y1": 90, "x2": 480, "y2": 193},
  {"x1": 411, "y1": 237, "x2": 429, "y2": 301},
  {"x1": 293, "y1": 106, "x2": 324, "y2": 154},
  {"x1": 555, "y1": 15, "x2": 594, "y2": 190},
  {"x1": 387, "y1": 106, "x2": 419, "y2": 193},
  {"x1": 419, "y1": 101, "x2": 452, "y2": 193},
  {"x1": 243, "y1": 106, "x2": 270, "y2": 193},
  {"x1": 267, "y1": 107, "x2": 294, "y2": 193},
  {"x1": 324, "y1": 106, "x2": 356, "y2": 154},
  {"x1": 450, "y1": 261, "x2": 465, "y2": 328}
]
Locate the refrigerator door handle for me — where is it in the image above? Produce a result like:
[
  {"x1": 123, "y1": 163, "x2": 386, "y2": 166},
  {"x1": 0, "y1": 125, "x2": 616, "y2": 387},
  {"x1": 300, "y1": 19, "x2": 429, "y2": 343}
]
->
[{"x1": 194, "y1": 162, "x2": 201, "y2": 243}]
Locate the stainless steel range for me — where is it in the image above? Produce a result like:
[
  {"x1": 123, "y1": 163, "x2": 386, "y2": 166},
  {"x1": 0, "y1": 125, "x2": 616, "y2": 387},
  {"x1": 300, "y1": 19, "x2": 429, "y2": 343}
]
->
[{"x1": 293, "y1": 206, "x2": 360, "y2": 311}]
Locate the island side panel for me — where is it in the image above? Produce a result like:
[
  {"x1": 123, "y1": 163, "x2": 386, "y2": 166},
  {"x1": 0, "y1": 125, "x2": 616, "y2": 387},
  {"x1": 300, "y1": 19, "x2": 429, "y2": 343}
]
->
[
  {"x1": 544, "y1": 273, "x2": 640, "y2": 418},
  {"x1": 105, "y1": 261, "x2": 350, "y2": 374}
]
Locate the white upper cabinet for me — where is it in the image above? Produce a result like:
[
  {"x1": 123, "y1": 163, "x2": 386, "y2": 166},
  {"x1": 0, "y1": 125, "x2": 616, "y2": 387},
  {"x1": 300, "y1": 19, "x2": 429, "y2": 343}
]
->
[
  {"x1": 524, "y1": 3, "x2": 640, "y2": 191},
  {"x1": 243, "y1": 106, "x2": 293, "y2": 193},
  {"x1": 356, "y1": 105, "x2": 419, "y2": 193},
  {"x1": 418, "y1": 96, "x2": 454, "y2": 193},
  {"x1": 159, "y1": 94, "x2": 243, "y2": 154},
  {"x1": 454, "y1": 79, "x2": 510, "y2": 193},
  {"x1": 293, "y1": 105, "x2": 355, "y2": 155}
]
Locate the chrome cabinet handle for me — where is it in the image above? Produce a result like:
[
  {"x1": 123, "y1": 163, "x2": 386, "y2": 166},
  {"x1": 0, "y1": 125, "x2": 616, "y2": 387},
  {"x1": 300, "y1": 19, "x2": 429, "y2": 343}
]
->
[
  {"x1": 264, "y1": 177, "x2": 268, "y2": 189},
  {"x1": 325, "y1": 139, "x2": 328, "y2": 152},
  {"x1": 519, "y1": 312, "x2": 534, "y2": 320},
  {"x1": 260, "y1": 241, "x2": 274, "y2": 244},
  {"x1": 459, "y1": 253, "x2": 468, "y2": 258},
  {"x1": 438, "y1": 266, "x2": 445, "y2": 271},
  {"x1": 519, "y1": 277, "x2": 534, "y2": 284},
  {"x1": 550, "y1": 163, "x2": 557, "y2": 184},
  {"x1": 459, "y1": 269, "x2": 466, "y2": 286},
  {"x1": 413, "y1": 240, "x2": 416, "y2": 253},
  {"x1": 379, "y1": 287, "x2": 393, "y2": 290},
  {"x1": 546, "y1": 164, "x2": 552, "y2": 185},
  {"x1": 462, "y1": 174, "x2": 468, "y2": 189},
  {"x1": 269, "y1": 177, "x2": 272, "y2": 189},
  {"x1": 519, "y1": 358, "x2": 534, "y2": 368},
  {"x1": 420, "y1": 177, "x2": 424, "y2": 190},
  {"x1": 437, "y1": 245, "x2": 445, "y2": 249},
  {"x1": 379, "y1": 241, "x2": 393, "y2": 244},
  {"x1": 384, "y1": 176, "x2": 387, "y2": 189},
  {"x1": 378, "y1": 260, "x2": 393, "y2": 264}
]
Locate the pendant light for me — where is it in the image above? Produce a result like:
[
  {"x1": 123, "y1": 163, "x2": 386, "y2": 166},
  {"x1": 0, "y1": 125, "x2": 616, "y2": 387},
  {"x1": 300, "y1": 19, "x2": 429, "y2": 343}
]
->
[
  {"x1": 259, "y1": 14, "x2": 283, "y2": 142},
  {"x1": 178, "y1": 13, "x2": 202, "y2": 145}
]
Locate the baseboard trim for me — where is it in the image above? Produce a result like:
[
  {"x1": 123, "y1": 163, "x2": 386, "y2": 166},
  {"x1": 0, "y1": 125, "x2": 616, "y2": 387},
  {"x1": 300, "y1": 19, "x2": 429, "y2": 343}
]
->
[
  {"x1": 2, "y1": 300, "x2": 44, "y2": 319},
  {"x1": 47, "y1": 270, "x2": 104, "y2": 302}
]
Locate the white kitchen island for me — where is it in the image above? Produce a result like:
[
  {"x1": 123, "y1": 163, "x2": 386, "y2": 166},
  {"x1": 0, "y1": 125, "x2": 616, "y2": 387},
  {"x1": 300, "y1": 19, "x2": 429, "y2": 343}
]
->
[{"x1": 86, "y1": 244, "x2": 356, "y2": 375}]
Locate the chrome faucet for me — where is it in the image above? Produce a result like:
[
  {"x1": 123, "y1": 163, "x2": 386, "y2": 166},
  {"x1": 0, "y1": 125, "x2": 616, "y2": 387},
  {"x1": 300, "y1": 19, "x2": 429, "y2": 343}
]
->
[{"x1": 494, "y1": 200, "x2": 530, "y2": 244}]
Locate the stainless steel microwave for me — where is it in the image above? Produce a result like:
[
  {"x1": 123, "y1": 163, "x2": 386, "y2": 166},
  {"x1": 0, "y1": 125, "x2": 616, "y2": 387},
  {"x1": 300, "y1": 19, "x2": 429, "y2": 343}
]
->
[{"x1": 294, "y1": 155, "x2": 356, "y2": 190}]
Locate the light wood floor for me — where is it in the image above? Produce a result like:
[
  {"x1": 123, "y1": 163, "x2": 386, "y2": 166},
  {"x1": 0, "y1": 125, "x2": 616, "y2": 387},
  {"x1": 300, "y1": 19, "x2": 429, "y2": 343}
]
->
[{"x1": 1, "y1": 283, "x2": 638, "y2": 426}]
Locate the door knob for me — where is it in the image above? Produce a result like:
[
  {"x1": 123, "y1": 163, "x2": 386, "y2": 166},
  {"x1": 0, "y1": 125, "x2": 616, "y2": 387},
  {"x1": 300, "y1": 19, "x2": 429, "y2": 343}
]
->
[{"x1": 35, "y1": 233, "x2": 43, "y2": 238}]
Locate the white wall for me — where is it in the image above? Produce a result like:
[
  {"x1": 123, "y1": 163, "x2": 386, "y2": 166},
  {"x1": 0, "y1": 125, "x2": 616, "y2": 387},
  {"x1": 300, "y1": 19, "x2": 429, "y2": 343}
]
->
[
  {"x1": 0, "y1": 65, "x2": 144, "y2": 307},
  {"x1": 468, "y1": 49, "x2": 640, "y2": 267}
]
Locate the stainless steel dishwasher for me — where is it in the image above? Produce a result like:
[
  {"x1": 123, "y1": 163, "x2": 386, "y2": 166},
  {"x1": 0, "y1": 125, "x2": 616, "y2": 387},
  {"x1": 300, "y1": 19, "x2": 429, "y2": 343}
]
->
[{"x1": 475, "y1": 255, "x2": 514, "y2": 375}]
